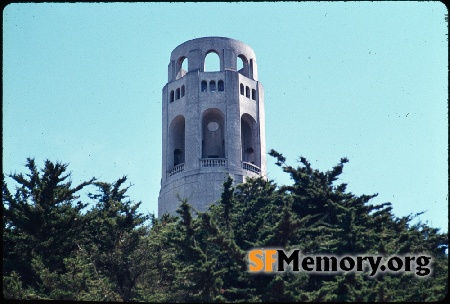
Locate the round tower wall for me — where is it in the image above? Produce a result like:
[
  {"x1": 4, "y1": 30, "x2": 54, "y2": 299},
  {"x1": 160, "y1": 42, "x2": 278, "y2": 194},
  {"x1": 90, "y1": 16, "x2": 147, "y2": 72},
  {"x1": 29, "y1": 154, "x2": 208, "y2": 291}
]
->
[{"x1": 159, "y1": 37, "x2": 265, "y2": 216}]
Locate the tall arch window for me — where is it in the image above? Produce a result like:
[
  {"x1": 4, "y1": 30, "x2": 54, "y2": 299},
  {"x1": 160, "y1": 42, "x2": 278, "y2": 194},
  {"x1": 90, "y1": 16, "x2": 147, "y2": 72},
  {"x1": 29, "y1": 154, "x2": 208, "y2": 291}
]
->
[
  {"x1": 201, "y1": 80, "x2": 207, "y2": 92},
  {"x1": 237, "y1": 54, "x2": 249, "y2": 77},
  {"x1": 210, "y1": 80, "x2": 216, "y2": 92},
  {"x1": 218, "y1": 80, "x2": 224, "y2": 91},
  {"x1": 202, "y1": 109, "x2": 225, "y2": 159},
  {"x1": 246, "y1": 86, "x2": 250, "y2": 98},
  {"x1": 245, "y1": 147, "x2": 254, "y2": 164},
  {"x1": 252, "y1": 89, "x2": 256, "y2": 100},
  {"x1": 176, "y1": 88, "x2": 180, "y2": 100},
  {"x1": 176, "y1": 57, "x2": 188, "y2": 80},
  {"x1": 174, "y1": 149, "x2": 182, "y2": 166},
  {"x1": 241, "y1": 114, "x2": 259, "y2": 166},
  {"x1": 182, "y1": 57, "x2": 188, "y2": 72},
  {"x1": 181, "y1": 85, "x2": 185, "y2": 97},
  {"x1": 237, "y1": 56, "x2": 244, "y2": 71},
  {"x1": 240, "y1": 83, "x2": 244, "y2": 95},
  {"x1": 170, "y1": 90, "x2": 174, "y2": 102},
  {"x1": 204, "y1": 51, "x2": 220, "y2": 72},
  {"x1": 169, "y1": 115, "x2": 185, "y2": 168}
]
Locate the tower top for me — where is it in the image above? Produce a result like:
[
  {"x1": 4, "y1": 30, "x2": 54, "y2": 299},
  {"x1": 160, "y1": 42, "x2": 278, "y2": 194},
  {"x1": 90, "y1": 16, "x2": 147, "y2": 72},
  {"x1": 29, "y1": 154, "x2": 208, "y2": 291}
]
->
[{"x1": 168, "y1": 36, "x2": 258, "y2": 82}]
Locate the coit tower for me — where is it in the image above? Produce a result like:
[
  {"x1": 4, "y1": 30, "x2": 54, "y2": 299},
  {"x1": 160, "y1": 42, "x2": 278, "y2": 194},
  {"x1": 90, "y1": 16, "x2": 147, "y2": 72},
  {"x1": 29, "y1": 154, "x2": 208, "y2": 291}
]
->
[{"x1": 158, "y1": 37, "x2": 266, "y2": 216}]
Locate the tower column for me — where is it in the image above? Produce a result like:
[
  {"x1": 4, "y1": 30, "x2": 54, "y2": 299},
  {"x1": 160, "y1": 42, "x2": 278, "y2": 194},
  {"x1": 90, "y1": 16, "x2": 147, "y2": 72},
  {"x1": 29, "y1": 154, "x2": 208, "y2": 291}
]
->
[{"x1": 158, "y1": 37, "x2": 266, "y2": 217}]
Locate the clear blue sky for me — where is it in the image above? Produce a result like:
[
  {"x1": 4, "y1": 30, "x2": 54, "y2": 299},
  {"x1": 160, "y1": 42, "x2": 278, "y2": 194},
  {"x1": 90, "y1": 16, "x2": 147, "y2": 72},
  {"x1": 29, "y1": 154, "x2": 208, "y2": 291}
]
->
[{"x1": 3, "y1": 2, "x2": 448, "y2": 232}]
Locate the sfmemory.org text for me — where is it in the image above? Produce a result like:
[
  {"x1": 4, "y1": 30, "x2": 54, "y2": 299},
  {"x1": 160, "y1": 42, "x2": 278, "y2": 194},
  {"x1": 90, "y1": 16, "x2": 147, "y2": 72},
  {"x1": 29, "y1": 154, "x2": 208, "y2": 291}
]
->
[{"x1": 248, "y1": 249, "x2": 432, "y2": 277}]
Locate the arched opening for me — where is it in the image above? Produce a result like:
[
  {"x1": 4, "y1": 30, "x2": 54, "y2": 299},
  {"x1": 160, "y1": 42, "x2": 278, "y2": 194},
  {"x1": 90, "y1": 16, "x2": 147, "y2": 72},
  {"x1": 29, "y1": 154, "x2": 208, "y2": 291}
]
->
[
  {"x1": 245, "y1": 147, "x2": 255, "y2": 164},
  {"x1": 240, "y1": 83, "x2": 244, "y2": 95},
  {"x1": 182, "y1": 57, "x2": 188, "y2": 72},
  {"x1": 202, "y1": 109, "x2": 225, "y2": 159},
  {"x1": 176, "y1": 88, "x2": 180, "y2": 100},
  {"x1": 201, "y1": 80, "x2": 207, "y2": 92},
  {"x1": 241, "y1": 114, "x2": 259, "y2": 166},
  {"x1": 252, "y1": 89, "x2": 256, "y2": 100},
  {"x1": 218, "y1": 80, "x2": 224, "y2": 91},
  {"x1": 204, "y1": 51, "x2": 220, "y2": 72},
  {"x1": 246, "y1": 86, "x2": 250, "y2": 98},
  {"x1": 181, "y1": 85, "x2": 185, "y2": 97},
  {"x1": 210, "y1": 80, "x2": 216, "y2": 92},
  {"x1": 174, "y1": 149, "x2": 182, "y2": 166},
  {"x1": 170, "y1": 90, "x2": 174, "y2": 102},
  {"x1": 176, "y1": 57, "x2": 188, "y2": 80},
  {"x1": 169, "y1": 115, "x2": 185, "y2": 168},
  {"x1": 237, "y1": 56, "x2": 244, "y2": 71},
  {"x1": 237, "y1": 54, "x2": 249, "y2": 77}
]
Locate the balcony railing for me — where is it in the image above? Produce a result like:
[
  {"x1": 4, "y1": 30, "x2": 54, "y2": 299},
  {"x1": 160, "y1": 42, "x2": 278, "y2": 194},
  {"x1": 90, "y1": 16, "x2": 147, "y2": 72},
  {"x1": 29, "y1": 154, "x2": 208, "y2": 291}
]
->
[
  {"x1": 243, "y1": 162, "x2": 261, "y2": 174},
  {"x1": 201, "y1": 158, "x2": 227, "y2": 168},
  {"x1": 168, "y1": 163, "x2": 184, "y2": 177}
]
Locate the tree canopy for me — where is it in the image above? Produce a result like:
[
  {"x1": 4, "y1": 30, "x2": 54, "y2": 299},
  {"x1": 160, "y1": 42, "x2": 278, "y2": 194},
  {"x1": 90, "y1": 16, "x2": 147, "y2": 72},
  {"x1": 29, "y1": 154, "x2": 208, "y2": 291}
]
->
[{"x1": 3, "y1": 152, "x2": 448, "y2": 301}]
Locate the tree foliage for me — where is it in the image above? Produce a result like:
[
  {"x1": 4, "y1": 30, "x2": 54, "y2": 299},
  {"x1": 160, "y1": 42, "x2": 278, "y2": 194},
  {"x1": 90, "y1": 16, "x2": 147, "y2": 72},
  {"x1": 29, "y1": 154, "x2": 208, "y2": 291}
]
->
[{"x1": 3, "y1": 152, "x2": 448, "y2": 302}]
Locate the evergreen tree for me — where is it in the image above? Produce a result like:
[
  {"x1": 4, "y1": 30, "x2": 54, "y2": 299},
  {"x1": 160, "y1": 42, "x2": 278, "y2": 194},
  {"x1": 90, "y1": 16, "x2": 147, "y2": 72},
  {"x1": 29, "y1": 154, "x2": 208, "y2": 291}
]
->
[
  {"x1": 2, "y1": 158, "x2": 95, "y2": 296},
  {"x1": 83, "y1": 176, "x2": 149, "y2": 301}
]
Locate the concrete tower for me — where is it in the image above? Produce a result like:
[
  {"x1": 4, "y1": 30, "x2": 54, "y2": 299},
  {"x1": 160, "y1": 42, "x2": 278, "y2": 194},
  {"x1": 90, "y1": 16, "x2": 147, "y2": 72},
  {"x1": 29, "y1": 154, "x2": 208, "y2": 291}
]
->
[{"x1": 158, "y1": 37, "x2": 266, "y2": 216}]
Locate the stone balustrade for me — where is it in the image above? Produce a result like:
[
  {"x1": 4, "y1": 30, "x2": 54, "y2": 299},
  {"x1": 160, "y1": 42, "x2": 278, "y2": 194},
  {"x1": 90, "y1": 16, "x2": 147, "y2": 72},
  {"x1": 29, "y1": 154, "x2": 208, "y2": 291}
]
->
[
  {"x1": 201, "y1": 158, "x2": 227, "y2": 168},
  {"x1": 168, "y1": 163, "x2": 185, "y2": 177},
  {"x1": 242, "y1": 162, "x2": 261, "y2": 174}
]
